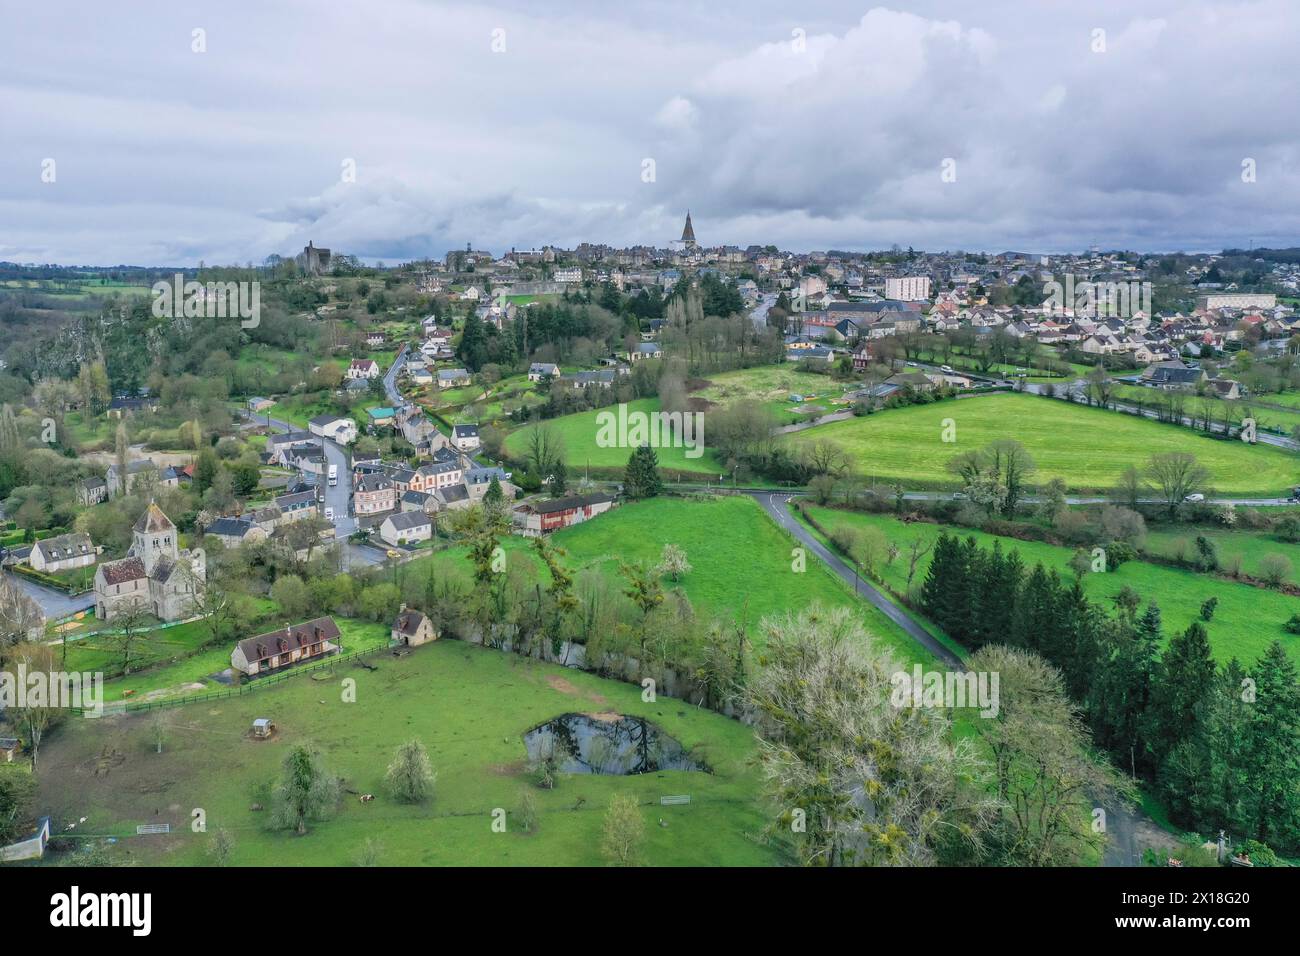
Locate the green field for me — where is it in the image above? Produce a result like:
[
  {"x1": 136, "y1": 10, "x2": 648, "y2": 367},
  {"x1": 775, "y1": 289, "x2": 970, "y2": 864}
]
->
[
  {"x1": 693, "y1": 365, "x2": 855, "y2": 424},
  {"x1": 797, "y1": 392, "x2": 1300, "y2": 495},
  {"x1": 802, "y1": 505, "x2": 1300, "y2": 668},
  {"x1": 1143, "y1": 524, "x2": 1300, "y2": 587},
  {"x1": 35, "y1": 638, "x2": 778, "y2": 866},
  {"x1": 504, "y1": 398, "x2": 726, "y2": 477},
  {"x1": 552, "y1": 495, "x2": 954, "y2": 663}
]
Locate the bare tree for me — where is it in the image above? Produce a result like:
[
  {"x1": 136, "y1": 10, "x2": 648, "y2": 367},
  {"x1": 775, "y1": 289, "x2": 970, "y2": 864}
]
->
[{"x1": 1145, "y1": 452, "x2": 1210, "y2": 514}]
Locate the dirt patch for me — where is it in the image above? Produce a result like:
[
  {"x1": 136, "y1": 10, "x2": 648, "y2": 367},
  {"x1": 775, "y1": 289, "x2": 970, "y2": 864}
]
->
[
  {"x1": 544, "y1": 674, "x2": 607, "y2": 707},
  {"x1": 687, "y1": 397, "x2": 715, "y2": 413},
  {"x1": 491, "y1": 759, "x2": 528, "y2": 776},
  {"x1": 686, "y1": 377, "x2": 713, "y2": 392},
  {"x1": 545, "y1": 675, "x2": 580, "y2": 695},
  {"x1": 583, "y1": 711, "x2": 624, "y2": 723}
]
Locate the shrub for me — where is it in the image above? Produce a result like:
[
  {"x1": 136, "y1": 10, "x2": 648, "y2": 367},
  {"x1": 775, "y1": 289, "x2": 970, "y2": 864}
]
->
[
  {"x1": 1257, "y1": 553, "x2": 1293, "y2": 588},
  {"x1": 1199, "y1": 596, "x2": 1218, "y2": 621},
  {"x1": 1105, "y1": 541, "x2": 1137, "y2": 570}
]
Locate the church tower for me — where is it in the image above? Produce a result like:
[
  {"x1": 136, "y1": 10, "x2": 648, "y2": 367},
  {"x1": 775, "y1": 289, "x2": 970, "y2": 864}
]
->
[
  {"x1": 131, "y1": 501, "x2": 179, "y2": 575},
  {"x1": 680, "y1": 210, "x2": 697, "y2": 250}
]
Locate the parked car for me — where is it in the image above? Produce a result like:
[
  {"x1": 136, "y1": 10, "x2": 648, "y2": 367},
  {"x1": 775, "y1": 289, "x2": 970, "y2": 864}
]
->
[{"x1": 324, "y1": 507, "x2": 334, "y2": 521}]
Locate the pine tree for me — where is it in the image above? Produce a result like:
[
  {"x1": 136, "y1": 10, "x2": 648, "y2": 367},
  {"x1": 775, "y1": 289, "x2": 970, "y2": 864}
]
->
[
  {"x1": 623, "y1": 444, "x2": 663, "y2": 500},
  {"x1": 920, "y1": 533, "x2": 959, "y2": 635},
  {"x1": 1148, "y1": 621, "x2": 1216, "y2": 766},
  {"x1": 1009, "y1": 563, "x2": 1054, "y2": 654},
  {"x1": 1241, "y1": 641, "x2": 1300, "y2": 846}
]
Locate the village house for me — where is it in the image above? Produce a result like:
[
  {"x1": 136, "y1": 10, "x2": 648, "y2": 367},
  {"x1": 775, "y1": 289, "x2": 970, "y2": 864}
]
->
[
  {"x1": 105, "y1": 459, "x2": 159, "y2": 498},
  {"x1": 347, "y1": 358, "x2": 381, "y2": 380},
  {"x1": 29, "y1": 532, "x2": 97, "y2": 574},
  {"x1": 437, "y1": 368, "x2": 472, "y2": 389},
  {"x1": 354, "y1": 473, "x2": 397, "y2": 515},
  {"x1": 378, "y1": 510, "x2": 433, "y2": 546},
  {"x1": 94, "y1": 503, "x2": 205, "y2": 622},
  {"x1": 365, "y1": 330, "x2": 387, "y2": 348},
  {"x1": 466, "y1": 466, "x2": 515, "y2": 501},
  {"x1": 628, "y1": 342, "x2": 663, "y2": 362},
  {"x1": 391, "y1": 609, "x2": 437, "y2": 647},
  {"x1": 203, "y1": 516, "x2": 269, "y2": 549},
  {"x1": 273, "y1": 490, "x2": 320, "y2": 524},
  {"x1": 528, "y1": 362, "x2": 559, "y2": 381},
  {"x1": 433, "y1": 483, "x2": 472, "y2": 511},
  {"x1": 231, "y1": 616, "x2": 342, "y2": 678},
  {"x1": 512, "y1": 492, "x2": 616, "y2": 536},
  {"x1": 451, "y1": 423, "x2": 480, "y2": 452},
  {"x1": 78, "y1": 476, "x2": 108, "y2": 507},
  {"x1": 308, "y1": 413, "x2": 358, "y2": 445}
]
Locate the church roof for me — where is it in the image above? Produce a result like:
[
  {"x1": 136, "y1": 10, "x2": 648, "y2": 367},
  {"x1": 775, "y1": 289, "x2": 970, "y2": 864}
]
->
[
  {"x1": 681, "y1": 210, "x2": 695, "y2": 243},
  {"x1": 134, "y1": 501, "x2": 176, "y2": 534}
]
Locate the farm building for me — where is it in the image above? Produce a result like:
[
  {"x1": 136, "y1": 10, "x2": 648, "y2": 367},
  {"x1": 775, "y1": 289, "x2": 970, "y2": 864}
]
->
[
  {"x1": 511, "y1": 493, "x2": 616, "y2": 536},
  {"x1": 231, "y1": 617, "x2": 342, "y2": 677},
  {"x1": 391, "y1": 609, "x2": 437, "y2": 647}
]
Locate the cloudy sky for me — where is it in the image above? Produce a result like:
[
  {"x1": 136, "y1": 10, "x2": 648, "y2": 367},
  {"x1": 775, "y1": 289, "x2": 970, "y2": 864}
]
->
[{"x1": 2, "y1": 0, "x2": 1298, "y2": 265}]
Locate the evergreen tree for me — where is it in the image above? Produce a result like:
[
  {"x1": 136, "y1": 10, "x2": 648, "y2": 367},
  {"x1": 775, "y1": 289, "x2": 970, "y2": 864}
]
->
[
  {"x1": 1009, "y1": 563, "x2": 1055, "y2": 654},
  {"x1": 623, "y1": 444, "x2": 663, "y2": 500},
  {"x1": 1241, "y1": 642, "x2": 1300, "y2": 847},
  {"x1": 1148, "y1": 621, "x2": 1217, "y2": 766}
]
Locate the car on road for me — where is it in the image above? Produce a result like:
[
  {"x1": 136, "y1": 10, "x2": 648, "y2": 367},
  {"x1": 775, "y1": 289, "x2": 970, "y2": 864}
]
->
[
  {"x1": 324, "y1": 507, "x2": 334, "y2": 521},
  {"x1": 1184, "y1": 493, "x2": 1205, "y2": 503},
  {"x1": 328, "y1": 464, "x2": 338, "y2": 486},
  {"x1": 906, "y1": 361, "x2": 918, "y2": 367},
  {"x1": 386, "y1": 549, "x2": 402, "y2": 560},
  {"x1": 940, "y1": 364, "x2": 955, "y2": 373},
  {"x1": 951, "y1": 491, "x2": 967, "y2": 501}
]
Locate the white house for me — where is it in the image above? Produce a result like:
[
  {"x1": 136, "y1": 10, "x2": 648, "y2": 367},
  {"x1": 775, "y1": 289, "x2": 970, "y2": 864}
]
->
[
  {"x1": 451, "y1": 423, "x2": 481, "y2": 452},
  {"x1": 29, "y1": 532, "x2": 97, "y2": 574},
  {"x1": 347, "y1": 359, "x2": 380, "y2": 380},
  {"x1": 308, "y1": 413, "x2": 358, "y2": 445},
  {"x1": 379, "y1": 511, "x2": 433, "y2": 546}
]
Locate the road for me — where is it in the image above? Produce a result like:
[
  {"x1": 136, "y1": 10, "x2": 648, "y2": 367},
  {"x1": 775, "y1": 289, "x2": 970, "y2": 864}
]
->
[
  {"x1": 3, "y1": 570, "x2": 95, "y2": 619},
  {"x1": 383, "y1": 342, "x2": 409, "y2": 404},
  {"x1": 748, "y1": 292, "x2": 777, "y2": 333},
  {"x1": 750, "y1": 491, "x2": 962, "y2": 668}
]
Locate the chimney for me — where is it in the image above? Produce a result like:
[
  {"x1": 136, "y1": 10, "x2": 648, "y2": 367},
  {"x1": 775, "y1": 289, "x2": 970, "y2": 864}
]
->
[{"x1": 399, "y1": 602, "x2": 407, "y2": 614}]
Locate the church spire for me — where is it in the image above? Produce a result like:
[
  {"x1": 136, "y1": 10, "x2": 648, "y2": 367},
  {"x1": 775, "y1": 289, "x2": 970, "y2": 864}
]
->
[{"x1": 680, "y1": 210, "x2": 697, "y2": 248}]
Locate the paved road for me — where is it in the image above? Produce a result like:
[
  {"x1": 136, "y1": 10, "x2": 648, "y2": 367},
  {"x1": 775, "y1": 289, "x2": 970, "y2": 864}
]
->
[
  {"x1": 3, "y1": 570, "x2": 95, "y2": 619},
  {"x1": 750, "y1": 491, "x2": 962, "y2": 668},
  {"x1": 383, "y1": 342, "x2": 409, "y2": 405},
  {"x1": 748, "y1": 292, "x2": 777, "y2": 333}
]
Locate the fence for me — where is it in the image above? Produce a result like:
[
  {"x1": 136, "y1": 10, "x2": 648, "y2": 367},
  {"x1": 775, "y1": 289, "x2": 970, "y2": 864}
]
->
[{"x1": 82, "y1": 642, "x2": 395, "y2": 716}]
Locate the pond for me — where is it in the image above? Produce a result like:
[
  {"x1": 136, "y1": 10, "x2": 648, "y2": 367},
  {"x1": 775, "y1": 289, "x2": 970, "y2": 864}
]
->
[{"x1": 522, "y1": 713, "x2": 708, "y2": 775}]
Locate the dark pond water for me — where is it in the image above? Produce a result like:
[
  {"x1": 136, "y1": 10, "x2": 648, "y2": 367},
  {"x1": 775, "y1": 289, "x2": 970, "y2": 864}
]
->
[{"x1": 522, "y1": 713, "x2": 708, "y2": 775}]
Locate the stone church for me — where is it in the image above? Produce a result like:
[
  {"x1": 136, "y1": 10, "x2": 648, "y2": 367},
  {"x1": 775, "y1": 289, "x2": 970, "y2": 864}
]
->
[{"x1": 94, "y1": 502, "x2": 206, "y2": 622}]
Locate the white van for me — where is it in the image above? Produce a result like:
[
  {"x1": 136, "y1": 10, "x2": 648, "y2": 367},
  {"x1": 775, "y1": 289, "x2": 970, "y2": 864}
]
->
[
  {"x1": 324, "y1": 506, "x2": 335, "y2": 522},
  {"x1": 328, "y1": 464, "x2": 338, "y2": 486}
]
